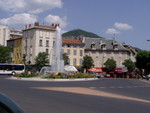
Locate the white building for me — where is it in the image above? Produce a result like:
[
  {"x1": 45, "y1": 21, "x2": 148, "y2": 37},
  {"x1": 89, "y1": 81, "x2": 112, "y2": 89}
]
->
[
  {"x1": 22, "y1": 22, "x2": 56, "y2": 64},
  {"x1": 83, "y1": 37, "x2": 131, "y2": 67},
  {"x1": 0, "y1": 25, "x2": 10, "y2": 46}
]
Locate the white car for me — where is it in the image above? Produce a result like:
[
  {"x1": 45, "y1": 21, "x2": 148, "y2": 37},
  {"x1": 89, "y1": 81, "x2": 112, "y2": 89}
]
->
[{"x1": 143, "y1": 74, "x2": 150, "y2": 80}]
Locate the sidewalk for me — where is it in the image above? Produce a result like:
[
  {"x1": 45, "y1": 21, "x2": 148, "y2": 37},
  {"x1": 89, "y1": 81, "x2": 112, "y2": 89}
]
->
[{"x1": 9, "y1": 76, "x2": 98, "y2": 82}]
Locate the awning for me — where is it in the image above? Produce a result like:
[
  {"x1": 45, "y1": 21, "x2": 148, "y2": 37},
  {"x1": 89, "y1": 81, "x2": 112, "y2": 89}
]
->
[
  {"x1": 88, "y1": 67, "x2": 103, "y2": 73},
  {"x1": 115, "y1": 67, "x2": 128, "y2": 73},
  {"x1": 115, "y1": 68, "x2": 122, "y2": 72},
  {"x1": 64, "y1": 65, "x2": 78, "y2": 72}
]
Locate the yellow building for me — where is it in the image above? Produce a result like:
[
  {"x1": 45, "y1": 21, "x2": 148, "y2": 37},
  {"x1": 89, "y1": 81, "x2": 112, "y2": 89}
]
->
[
  {"x1": 62, "y1": 38, "x2": 85, "y2": 66},
  {"x1": 7, "y1": 36, "x2": 23, "y2": 64},
  {"x1": 13, "y1": 37, "x2": 23, "y2": 64}
]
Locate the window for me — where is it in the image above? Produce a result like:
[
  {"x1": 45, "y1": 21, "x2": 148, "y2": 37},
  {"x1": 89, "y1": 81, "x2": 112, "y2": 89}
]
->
[
  {"x1": 80, "y1": 59, "x2": 83, "y2": 66},
  {"x1": 39, "y1": 40, "x2": 42, "y2": 46},
  {"x1": 53, "y1": 41, "x2": 55, "y2": 47},
  {"x1": 101, "y1": 44, "x2": 106, "y2": 50},
  {"x1": 67, "y1": 49, "x2": 70, "y2": 55},
  {"x1": 46, "y1": 40, "x2": 49, "y2": 47},
  {"x1": 80, "y1": 50, "x2": 83, "y2": 56},
  {"x1": 39, "y1": 31, "x2": 43, "y2": 37},
  {"x1": 73, "y1": 50, "x2": 77, "y2": 55},
  {"x1": 30, "y1": 46, "x2": 32, "y2": 54},
  {"x1": 46, "y1": 49, "x2": 49, "y2": 54},
  {"x1": 68, "y1": 58, "x2": 70, "y2": 65},
  {"x1": 73, "y1": 58, "x2": 77, "y2": 66},
  {"x1": 67, "y1": 44, "x2": 71, "y2": 47},
  {"x1": 91, "y1": 42, "x2": 96, "y2": 49},
  {"x1": 113, "y1": 45, "x2": 118, "y2": 50}
]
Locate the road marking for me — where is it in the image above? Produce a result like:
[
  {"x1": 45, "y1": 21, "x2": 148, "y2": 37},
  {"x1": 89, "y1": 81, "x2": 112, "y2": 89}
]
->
[
  {"x1": 99, "y1": 87, "x2": 106, "y2": 89},
  {"x1": 109, "y1": 87, "x2": 115, "y2": 88},
  {"x1": 89, "y1": 87, "x2": 96, "y2": 89},
  {"x1": 117, "y1": 86, "x2": 124, "y2": 88},
  {"x1": 33, "y1": 87, "x2": 150, "y2": 104}
]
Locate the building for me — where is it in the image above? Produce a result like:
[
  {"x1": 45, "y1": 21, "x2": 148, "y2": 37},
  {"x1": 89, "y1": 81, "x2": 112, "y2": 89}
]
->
[
  {"x1": 10, "y1": 29, "x2": 23, "y2": 36},
  {"x1": 122, "y1": 43, "x2": 138, "y2": 62},
  {"x1": 22, "y1": 22, "x2": 56, "y2": 64},
  {"x1": 7, "y1": 34, "x2": 23, "y2": 64},
  {"x1": 0, "y1": 25, "x2": 10, "y2": 46},
  {"x1": 62, "y1": 38, "x2": 85, "y2": 66},
  {"x1": 83, "y1": 37, "x2": 131, "y2": 67}
]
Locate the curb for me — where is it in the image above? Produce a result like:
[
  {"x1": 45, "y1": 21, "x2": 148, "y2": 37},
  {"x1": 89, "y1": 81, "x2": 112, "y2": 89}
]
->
[{"x1": 9, "y1": 76, "x2": 98, "y2": 82}]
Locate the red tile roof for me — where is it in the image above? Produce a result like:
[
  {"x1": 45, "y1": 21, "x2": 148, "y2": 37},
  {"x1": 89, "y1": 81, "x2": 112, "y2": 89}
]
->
[
  {"x1": 36, "y1": 25, "x2": 56, "y2": 29},
  {"x1": 62, "y1": 38, "x2": 85, "y2": 45}
]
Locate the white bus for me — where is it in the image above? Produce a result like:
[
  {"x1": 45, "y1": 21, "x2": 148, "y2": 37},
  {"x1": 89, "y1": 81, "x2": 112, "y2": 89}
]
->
[{"x1": 0, "y1": 64, "x2": 25, "y2": 75}]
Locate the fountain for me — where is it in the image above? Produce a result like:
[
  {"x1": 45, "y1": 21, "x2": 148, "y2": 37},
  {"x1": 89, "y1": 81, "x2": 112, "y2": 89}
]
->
[
  {"x1": 51, "y1": 25, "x2": 64, "y2": 72},
  {"x1": 39, "y1": 25, "x2": 64, "y2": 76}
]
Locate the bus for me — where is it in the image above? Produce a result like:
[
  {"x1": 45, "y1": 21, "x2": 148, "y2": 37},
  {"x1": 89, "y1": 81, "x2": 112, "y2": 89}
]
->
[{"x1": 0, "y1": 64, "x2": 25, "y2": 75}]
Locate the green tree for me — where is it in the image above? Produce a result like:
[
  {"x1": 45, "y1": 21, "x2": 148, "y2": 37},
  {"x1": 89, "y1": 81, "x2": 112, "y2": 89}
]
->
[
  {"x1": 82, "y1": 55, "x2": 94, "y2": 72},
  {"x1": 104, "y1": 58, "x2": 116, "y2": 72},
  {"x1": 136, "y1": 50, "x2": 150, "y2": 75},
  {"x1": 0, "y1": 46, "x2": 11, "y2": 63},
  {"x1": 122, "y1": 59, "x2": 135, "y2": 73},
  {"x1": 62, "y1": 53, "x2": 69, "y2": 65},
  {"x1": 35, "y1": 52, "x2": 49, "y2": 70}
]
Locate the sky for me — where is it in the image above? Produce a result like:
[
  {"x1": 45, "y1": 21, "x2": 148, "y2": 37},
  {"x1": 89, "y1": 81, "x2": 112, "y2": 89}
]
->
[{"x1": 0, "y1": 0, "x2": 150, "y2": 50}]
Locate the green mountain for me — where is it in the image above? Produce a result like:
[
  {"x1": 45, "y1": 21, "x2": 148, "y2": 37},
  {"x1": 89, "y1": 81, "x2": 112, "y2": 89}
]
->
[{"x1": 62, "y1": 29, "x2": 102, "y2": 38}]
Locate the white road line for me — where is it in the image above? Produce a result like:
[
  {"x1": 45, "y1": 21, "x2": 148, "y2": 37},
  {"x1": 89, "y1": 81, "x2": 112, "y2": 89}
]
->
[
  {"x1": 109, "y1": 87, "x2": 115, "y2": 88},
  {"x1": 89, "y1": 87, "x2": 96, "y2": 89},
  {"x1": 117, "y1": 86, "x2": 124, "y2": 88},
  {"x1": 99, "y1": 87, "x2": 106, "y2": 89}
]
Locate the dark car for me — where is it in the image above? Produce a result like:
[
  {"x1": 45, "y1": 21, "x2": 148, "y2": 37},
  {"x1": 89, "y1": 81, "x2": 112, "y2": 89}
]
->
[{"x1": 0, "y1": 93, "x2": 25, "y2": 113}]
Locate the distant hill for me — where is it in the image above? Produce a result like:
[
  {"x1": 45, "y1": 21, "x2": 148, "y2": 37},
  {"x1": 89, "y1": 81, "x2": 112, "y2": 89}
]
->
[{"x1": 62, "y1": 29, "x2": 102, "y2": 38}]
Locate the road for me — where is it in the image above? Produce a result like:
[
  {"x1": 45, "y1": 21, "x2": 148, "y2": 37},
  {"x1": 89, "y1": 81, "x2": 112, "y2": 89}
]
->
[{"x1": 0, "y1": 76, "x2": 150, "y2": 113}]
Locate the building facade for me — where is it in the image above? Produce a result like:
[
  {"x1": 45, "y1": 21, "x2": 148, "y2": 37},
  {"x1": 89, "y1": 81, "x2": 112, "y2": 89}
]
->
[
  {"x1": 7, "y1": 34, "x2": 23, "y2": 64},
  {"x1": 62, "y1": 38, "x2": 85, "y2": 66},
  {"x1": 83, "y1": 37, "x2": 131, "y2": 67},
  {"x1": 22, "y1": 22, "x2": 56, "y2": 64},
  {"x1": 0, "y1": 25, "x2": 10, "y2": 46}
]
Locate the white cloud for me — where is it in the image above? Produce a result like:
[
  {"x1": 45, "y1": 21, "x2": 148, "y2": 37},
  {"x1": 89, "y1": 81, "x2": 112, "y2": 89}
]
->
[
  {"x1": 114, "y1": 22, "x2": 133, "y2": 30},
  {"x1": 105, "y1": 28, "x2": 121, "y2": 35},
  {"x1": 0, "y1": 0, "x2": 63, "y2": 13},
  {"x1": 0, "y1": 13, "x2": 37, "y2": 26},
  {"x1": 45, "y1": 14, "x2": 68, "y2": 28}
]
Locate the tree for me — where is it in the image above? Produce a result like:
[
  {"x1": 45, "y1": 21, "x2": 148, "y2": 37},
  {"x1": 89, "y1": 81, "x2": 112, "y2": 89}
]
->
[
  {"x1": 62, "y1": 53, "x2": 69, "y2": 65},
  {"x1": 82, "y1": 55, "x2": 94, "y2": 71},
  {"x1": 34, "y1": 52, "x2": 49, "y2": 70},
  {"x1": 104, "y1": 58, "x2": 116, "y2": 72},
  {"x1": 122, "y1": 59, "x2": 135, "y2": 73},
  {"x1": 136, "y1": 50, "x2": 150, "y2": 75},
  {"x1": 0, "y1": 46, "x2": 11, "y2": 63}
]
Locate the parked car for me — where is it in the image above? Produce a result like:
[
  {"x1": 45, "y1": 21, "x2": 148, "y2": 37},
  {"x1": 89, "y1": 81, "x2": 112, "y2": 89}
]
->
[
  {"x1": 0, "y1": 93, "x2": 25, "y2": 113},
  {"x1": 142, "y1": 74, "x2": 150, "y2": 80}
]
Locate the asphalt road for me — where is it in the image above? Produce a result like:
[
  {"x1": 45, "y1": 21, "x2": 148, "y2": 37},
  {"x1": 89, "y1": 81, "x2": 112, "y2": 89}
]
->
[{"x1": 0, "y1": 75, "x2": 150, "y2": 113}]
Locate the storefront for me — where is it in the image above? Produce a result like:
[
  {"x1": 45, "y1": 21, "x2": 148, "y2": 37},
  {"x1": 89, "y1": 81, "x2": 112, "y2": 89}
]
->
[{"x1": 88, "y1": 67, "x2": 103, "y2": 78}]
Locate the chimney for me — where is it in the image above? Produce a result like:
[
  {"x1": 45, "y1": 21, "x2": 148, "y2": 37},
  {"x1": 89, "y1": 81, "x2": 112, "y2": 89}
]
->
[
  {"x1": 25, "y1": 25, "x2": 27, "y2": 29},
  {"x1": 51, "y1": 23, "x2": 54, "y2": 26},
  {"x1": 34, "y1": 22, "x2": 39, "y2": 26},
  {"x1": 54, "y1": 24, "x2": 60, "y2": 28},
  {"x1": 28, "y1": 24, "x2": 32, "y2": 28}
]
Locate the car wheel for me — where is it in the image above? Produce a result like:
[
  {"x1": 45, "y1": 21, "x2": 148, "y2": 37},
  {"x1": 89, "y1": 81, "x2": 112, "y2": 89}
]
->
[{"x1": 12, "y1": 72, "x2": 16, "y2": 76}]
